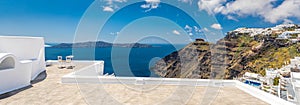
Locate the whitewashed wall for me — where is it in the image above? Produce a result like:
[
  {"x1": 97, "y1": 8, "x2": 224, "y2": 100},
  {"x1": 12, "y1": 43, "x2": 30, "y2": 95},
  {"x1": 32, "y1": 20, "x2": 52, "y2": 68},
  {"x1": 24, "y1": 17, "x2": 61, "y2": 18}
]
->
[
  {"x1": 0, "y1": 36, "x2": 46, "y2": 80},
  {"x1": 0, "y1": 53, "x2": 32, "y2": 95}
]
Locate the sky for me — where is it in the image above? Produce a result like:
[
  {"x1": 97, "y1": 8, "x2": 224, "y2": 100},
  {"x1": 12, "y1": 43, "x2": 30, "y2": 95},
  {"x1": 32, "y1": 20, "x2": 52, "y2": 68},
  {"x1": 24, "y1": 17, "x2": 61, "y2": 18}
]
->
[{"x1": 0, "y1": 0, "x2": 300, "y2": 43}]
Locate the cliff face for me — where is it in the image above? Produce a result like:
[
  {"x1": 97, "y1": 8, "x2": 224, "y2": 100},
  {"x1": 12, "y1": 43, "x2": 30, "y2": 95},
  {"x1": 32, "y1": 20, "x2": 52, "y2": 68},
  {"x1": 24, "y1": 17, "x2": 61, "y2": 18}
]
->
[
  {"x1": 154, "y1": 40, "x2": 212, "y2": 78},
  {"x1": 152, "y1": 32, "x2": 300, "y2": 79}
]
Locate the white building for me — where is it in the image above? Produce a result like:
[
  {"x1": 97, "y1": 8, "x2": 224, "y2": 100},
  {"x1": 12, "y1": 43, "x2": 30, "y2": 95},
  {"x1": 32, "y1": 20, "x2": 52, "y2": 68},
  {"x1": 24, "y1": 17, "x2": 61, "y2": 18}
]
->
[
  {"x1": 233, "y1": 28, "x2": 266, "y2": 36},
  {"x1": 277, "y1": 31, "x2": 300, "y2": 39},
  {"x1": 290, "y1": 57, "x2": 300, "y2": 69},
  {"x1": 275, "y1": 24, "x2": 297, "y2": 29},
  {"x1": 291, "y1": 72, "x2": 300, "y2": 104},
  {"x1": 0, "y1": 36, "x2": 46, "y2": 94},
  {"x1": 266, "y1": 68, "x2": 279, "y2": 79}
]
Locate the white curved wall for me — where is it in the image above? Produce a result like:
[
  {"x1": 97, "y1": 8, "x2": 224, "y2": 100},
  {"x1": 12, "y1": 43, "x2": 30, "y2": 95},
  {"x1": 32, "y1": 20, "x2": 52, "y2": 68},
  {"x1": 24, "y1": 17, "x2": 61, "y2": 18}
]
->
[
  {"x1": 0, "y1": 53, "x2": 31, "y2": 95},
  {"x1": 0, "y1": 36, "x2": 46, "y2": 80},
  {"x1": 0, "y1": 36, "x2": 43, "y2": 60}
]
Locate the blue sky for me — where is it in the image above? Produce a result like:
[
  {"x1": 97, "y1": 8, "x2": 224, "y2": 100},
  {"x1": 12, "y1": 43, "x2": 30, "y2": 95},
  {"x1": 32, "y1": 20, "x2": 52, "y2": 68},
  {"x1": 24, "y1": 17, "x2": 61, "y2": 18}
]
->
[
  {"x1": 0, "y1": 0, "x2": 299, "y2": 43},
  {"x1": 0, "y1": 0, "x2": 93, "y2": 43}
]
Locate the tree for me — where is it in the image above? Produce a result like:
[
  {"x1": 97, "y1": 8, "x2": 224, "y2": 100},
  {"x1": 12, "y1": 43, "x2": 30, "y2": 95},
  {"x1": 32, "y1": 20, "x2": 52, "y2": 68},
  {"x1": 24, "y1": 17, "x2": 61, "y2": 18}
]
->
[
  {"x1": 273, "y1": 77, "x2": 280, "y2": 86},
  {"x1": 260, "y1": 69, "x2": 266, "y2": 76}
]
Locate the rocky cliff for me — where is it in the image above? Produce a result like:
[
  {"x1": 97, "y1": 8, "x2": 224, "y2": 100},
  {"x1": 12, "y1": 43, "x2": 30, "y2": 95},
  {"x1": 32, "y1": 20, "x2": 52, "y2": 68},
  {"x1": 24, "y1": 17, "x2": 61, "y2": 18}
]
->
[{"x1": 152, "y1": 32, "x2": 300, "y2": 79}]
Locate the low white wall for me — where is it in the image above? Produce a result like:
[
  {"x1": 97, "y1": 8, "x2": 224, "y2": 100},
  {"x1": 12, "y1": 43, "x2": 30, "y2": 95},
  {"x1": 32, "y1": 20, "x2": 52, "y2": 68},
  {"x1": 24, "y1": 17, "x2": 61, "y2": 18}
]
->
[
  {"x1": 61, "y1": 63, "x2": 296, "y2": 105},
  {"x1": 63, "y1": 75, "x2": 236, "y2": 87},
  {"x1": 63, "y1": 77, "x2": 295, "y2": 105},
  {"x1": 0, "y1": 36, "x2": 46, "y2": 80},
  {"x1": 0, "y1": 36, "x2": 44, "y2": 60}
]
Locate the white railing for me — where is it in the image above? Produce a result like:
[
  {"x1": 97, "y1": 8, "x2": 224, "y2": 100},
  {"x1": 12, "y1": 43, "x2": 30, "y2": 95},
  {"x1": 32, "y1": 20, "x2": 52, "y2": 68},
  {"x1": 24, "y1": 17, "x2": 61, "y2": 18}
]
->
[{"x1": 235, "y1": 81, "x2": 295, "y2": 105}]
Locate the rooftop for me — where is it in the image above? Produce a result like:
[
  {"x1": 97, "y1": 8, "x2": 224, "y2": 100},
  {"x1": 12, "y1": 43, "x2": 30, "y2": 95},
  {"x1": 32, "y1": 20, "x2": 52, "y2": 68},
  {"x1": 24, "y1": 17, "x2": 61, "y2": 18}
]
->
[{"x1": 0, "y1": 62, "x2": 269, "y2": 105}]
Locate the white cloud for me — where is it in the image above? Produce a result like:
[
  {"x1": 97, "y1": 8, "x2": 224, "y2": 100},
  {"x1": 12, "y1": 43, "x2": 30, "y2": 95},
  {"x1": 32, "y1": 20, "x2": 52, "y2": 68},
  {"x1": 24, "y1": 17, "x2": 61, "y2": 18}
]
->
[
  {"x1": 141, "y1": 4, "x2": 151, "y2": 8},
  {"x1": 194, "y1": 26, "x2": 202, "y2": 33},
  {"x1": 227, "y1": 15, "x2": 238, "y2": 21},
  {"x1": 179, "y1": 0, "x2": 193, "y2": 4},
  {"x1": 184, "y1": 25, "x2": 203, "y2": 35},
  {"x1": 142, "y1": 0, "x2": 160, "y2": 12},
  {"x1": 198, "y1": 0, "x2": 272, "y2": 15},
  {"x1": 103, "y1": 6, "x2": 114, "y2": 12},
  {"x1": 263, "y1": 0, "x2": 300, "y2": 23},
  {"x1": 109, "y1": 32, "x2": 120, "y2": 35},
  {"x1": 203, "y1": 27, "x2": 209, "y2": 32},
  {"x1": 184, "y1": 25, "x2": 193, "y2": 33},
  {"x1": 197, "y1": 0, "x2": 227, "y2": 14},
  {"x1": 220, "y1": 0, "x2": 273, "y2": 17},
  {"x1": 198, "y1": 0, "x2": 300, "y2": 23},
  {"x1": 115, "y1": 0, "x2": 127, "y2": 3},
  {"x1": 103, "y1": 0, "x2": 127, "y2": 12},
  {"x1": 172, "y1": 30, "x2": 181, "y2": 35},
  {"x1": 105, "y1": 0, "x2": 127, "y2": 5},
  {"x1": 210, "y1": 24, "x2": 222, "y2": 30},
  {"x1": 145, "y1": 0, "x2": 160, "y2": 3},
  {"x1": 179, "y1": 0, "x2": 190, "y2": 3}
]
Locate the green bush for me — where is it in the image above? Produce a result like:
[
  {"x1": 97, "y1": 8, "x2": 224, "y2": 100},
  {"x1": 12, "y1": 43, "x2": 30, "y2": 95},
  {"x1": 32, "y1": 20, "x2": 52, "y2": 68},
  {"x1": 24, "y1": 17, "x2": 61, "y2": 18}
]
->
[{"x1": 273, "y1": 77, "x2": 280, "y2": 86}]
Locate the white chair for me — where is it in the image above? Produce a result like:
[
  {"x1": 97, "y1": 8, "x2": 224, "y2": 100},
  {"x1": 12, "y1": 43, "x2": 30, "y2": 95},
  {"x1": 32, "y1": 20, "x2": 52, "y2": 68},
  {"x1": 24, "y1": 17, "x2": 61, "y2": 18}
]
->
[
  {"x1": 65, "y1": 55, "x2": 74, "y2": 69},
  {"x1": 57, "y1": 56, "x2": 64, "y2": 69}
]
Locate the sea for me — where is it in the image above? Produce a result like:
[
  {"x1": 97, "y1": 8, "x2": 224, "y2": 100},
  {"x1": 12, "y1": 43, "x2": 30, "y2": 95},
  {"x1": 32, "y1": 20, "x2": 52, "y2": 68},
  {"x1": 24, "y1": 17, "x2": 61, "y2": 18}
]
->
[{"x1": 45, "y1": 44, "x2": 186, "y2": 77}]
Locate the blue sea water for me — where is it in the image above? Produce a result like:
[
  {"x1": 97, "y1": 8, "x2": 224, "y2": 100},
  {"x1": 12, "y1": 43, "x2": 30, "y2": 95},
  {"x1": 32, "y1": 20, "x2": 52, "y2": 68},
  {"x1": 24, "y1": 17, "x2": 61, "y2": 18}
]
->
[{"x1": 45, "y1": 44, "x2": 186, "y2": 77}]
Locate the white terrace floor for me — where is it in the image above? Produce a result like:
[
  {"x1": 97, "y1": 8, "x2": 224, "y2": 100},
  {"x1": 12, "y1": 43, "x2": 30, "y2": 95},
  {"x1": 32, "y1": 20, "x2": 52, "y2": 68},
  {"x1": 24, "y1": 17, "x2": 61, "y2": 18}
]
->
[{"x1": 0, "y1": 63, "x2": 268, "y2": 105}]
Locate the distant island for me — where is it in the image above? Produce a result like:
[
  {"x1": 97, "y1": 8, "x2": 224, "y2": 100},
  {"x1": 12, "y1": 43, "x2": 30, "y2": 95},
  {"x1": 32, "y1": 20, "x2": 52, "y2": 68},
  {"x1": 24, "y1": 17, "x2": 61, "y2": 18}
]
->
[{"x1": 51, "y1": 41, "x2": 152, "y2": 48}]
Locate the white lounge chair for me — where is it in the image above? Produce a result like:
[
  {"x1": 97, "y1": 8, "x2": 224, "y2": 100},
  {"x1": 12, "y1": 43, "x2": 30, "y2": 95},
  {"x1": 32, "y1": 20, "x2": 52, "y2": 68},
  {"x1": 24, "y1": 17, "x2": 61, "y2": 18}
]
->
[
  {"x1": 57, "y1": 56, "x2": 64, "y2": 69},
  {"x1": 104, "y1": 73, "x2": 109, "y2": 76},
  {"x1": 110, "y1": 73, "x2": 115, "y2": 77},
  {"x1": 65, "y1": 55, "x2": 74, "y2": 69}
]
